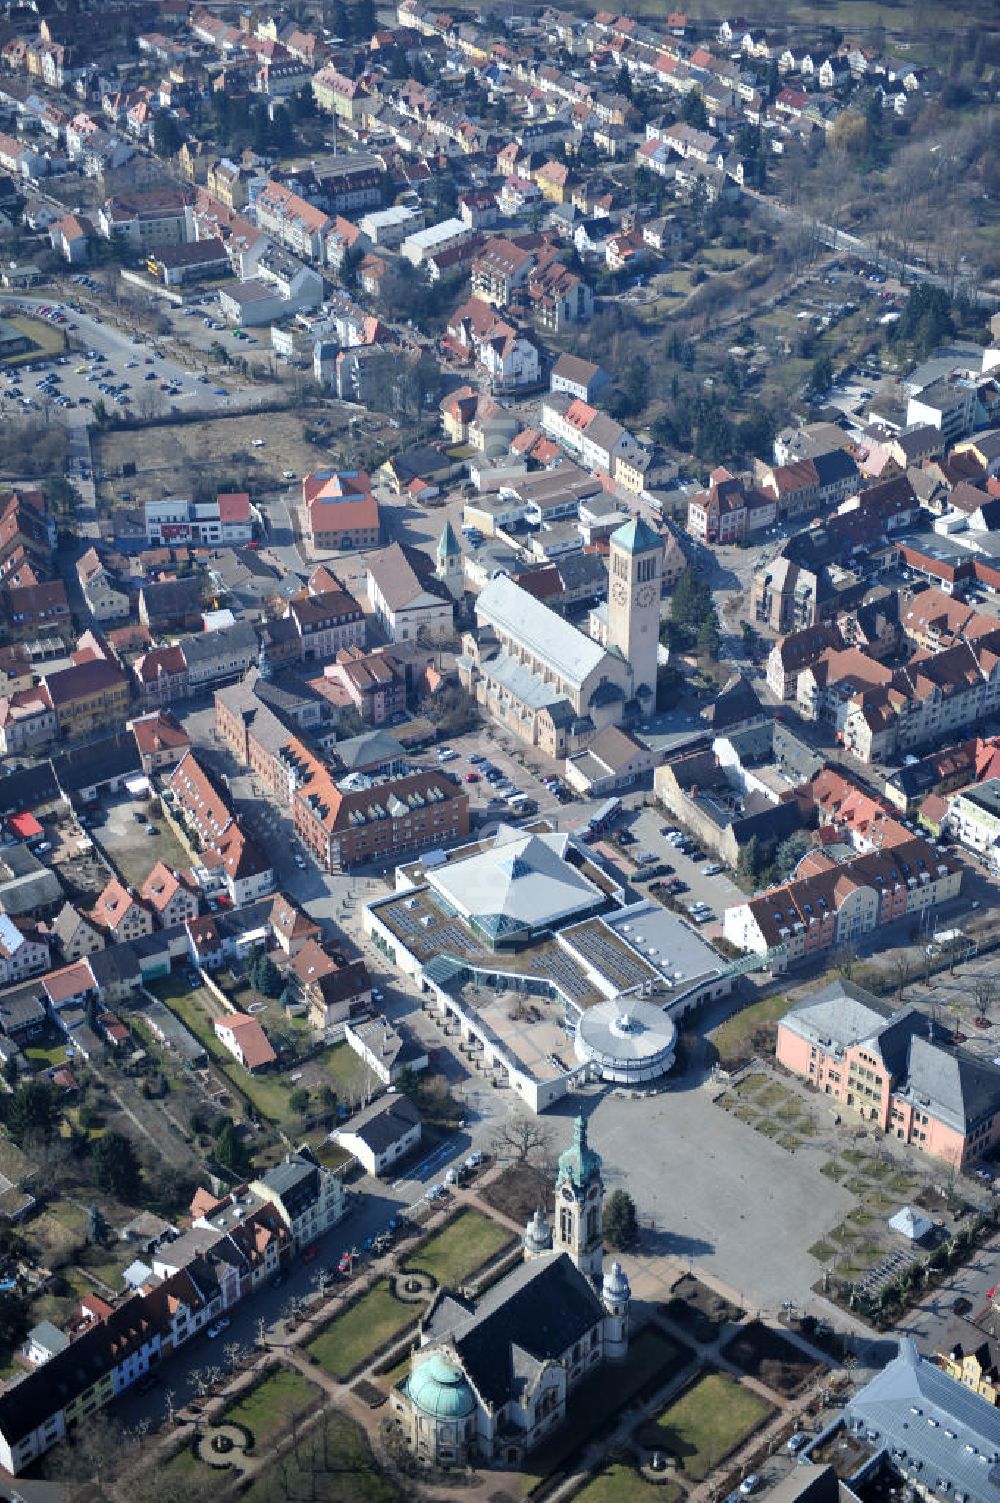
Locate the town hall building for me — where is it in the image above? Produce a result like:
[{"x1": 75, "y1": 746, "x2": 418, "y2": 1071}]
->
[{"x1": 390, "y1": 1115, "x2": 630, "y2": 1468}]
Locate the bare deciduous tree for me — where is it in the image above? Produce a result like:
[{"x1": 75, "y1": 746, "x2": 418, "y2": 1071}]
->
[{"x1": 492, "y1": 1108, "x2": 550, "y2": 1165}]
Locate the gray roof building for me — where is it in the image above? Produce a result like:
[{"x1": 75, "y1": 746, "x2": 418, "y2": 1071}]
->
[
  {"x1": 781, "y1": 981, "x2": 1000, "y2": 1138},
  {"x1": 842, "y1": 1338, "x2": 1000, "y2": 1503}
]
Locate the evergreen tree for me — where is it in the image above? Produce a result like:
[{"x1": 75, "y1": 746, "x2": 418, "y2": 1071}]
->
[
  {"x1": 697, "y1": 613, "x2": 720, "y2": 660},
  {"x1": 152, "y1": 113, "x2": 182, "y2": 157},
  {"x1": 92, "y1": 1132, "x2": 141, "y2": 1200},
  {"x1": 214, "y1": 1121, "x2": 251, "y2": 1176},
  {"x1": 3, "y1": 1080, "x2": 61, "y2": 1146},
  {"x1": 603, "y1": 1189, "x2": 639, "y2": 1250},
  {"x1": 736, "y1": 834, "x2": 762, "y2": 887},
  {"x1": 681, "y1": 88, "x2": 708, "y2": 130}
]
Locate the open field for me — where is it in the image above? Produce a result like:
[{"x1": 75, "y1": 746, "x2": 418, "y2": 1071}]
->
[
  {"x1": 306, "y1": 1280, "x2": 424, "y2": 1382},
  {"x1": 220, "y1": 1366, "x2": 319, "y2": 1448},
  {"x1": 91, "y1": 407, "x2": 351, "y2": 508},
  {"x1": 638, "y1": 1371, "x2": 773, "y2": 1481},
  {"x1": 0, "y1": 314, "x2": 66, "y2": 366},
  {"x1": 407, "y1": 1209, "x2": 515, "y2": 1288}
]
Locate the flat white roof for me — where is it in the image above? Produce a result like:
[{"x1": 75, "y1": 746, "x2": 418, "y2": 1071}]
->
[{"x1": 402, "y1": 217, "x2": 468, "y2": 250}]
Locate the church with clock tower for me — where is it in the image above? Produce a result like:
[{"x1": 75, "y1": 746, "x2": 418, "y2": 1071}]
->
[{"x1": 391, "y1": 1115, "x2": 631, "y2": 1470}]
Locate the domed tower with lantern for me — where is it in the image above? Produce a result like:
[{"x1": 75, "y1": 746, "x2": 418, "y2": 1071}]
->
[
  {"x1": 601, "y1": 1260, "x2": 631, "y2": 1360},
  {"x1": 552, "y1": 1113, "x2": 604, "y2": 1281}
]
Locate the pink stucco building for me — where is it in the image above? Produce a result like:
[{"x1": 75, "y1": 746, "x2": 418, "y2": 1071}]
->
[{"x1": 776, "y1": 980, "x2": 1000, "y2": 1170}]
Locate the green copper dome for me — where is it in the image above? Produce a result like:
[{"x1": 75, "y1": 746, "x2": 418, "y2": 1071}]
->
[
  {"x1": 557, "y1": 1113, "x2": 602, "y2": 1191},
  {"x1": 407, "y1": 1354, "x2": 476, "y2": 1420}
]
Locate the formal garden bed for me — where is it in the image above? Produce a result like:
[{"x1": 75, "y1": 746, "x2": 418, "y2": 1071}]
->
[
  {"x1": 720, "y1": 1320, "x2": 824, "y2": 1397},
  {"x1": 480, "y1": 1159, "x2": 553, "y2": 1226},
  {"x1": 572, "y1": 1455, "x2": 686, "y2": 1502},
  {"x1": 661, "y1": 1274, "x2": 744, "y2": 1345},
  {"x1": 217, "y1": 1365, "x2": 319, "y2": 1449},
  {"x1": 523, "y1": 1327, "x2": 694, "y2": 1498},
  {"x1": 404, "y1": 1207, "x2": 516, "y2": 1289},
  {"x1": 241, "y1": 1408, "x2": 402, "y2": 1503},
  {"x1": 306, "y1": 1279, "x2": 427, "y2": 1383}
]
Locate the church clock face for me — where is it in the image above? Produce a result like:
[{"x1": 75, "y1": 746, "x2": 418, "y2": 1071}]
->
[
  {"x1": 611, "y1": 580, "x2": 628, "y2": 606},
  {"x1": 561, "y1": 1185, "x2": 575, "y2": 1202},
  {"x1": 635, "y1": 585, "x2": 656, "y2": 609}
]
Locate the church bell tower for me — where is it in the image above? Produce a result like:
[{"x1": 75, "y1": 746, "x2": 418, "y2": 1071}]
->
[
  {"x1": 553, "y1": 1113, "x2": 604, "y2": 1281},
  {"x1": 606, "y1": 515, "x2": 662, "y2": 708}
]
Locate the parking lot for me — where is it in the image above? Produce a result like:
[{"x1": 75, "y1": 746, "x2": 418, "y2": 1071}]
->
[
  {"x1": 0, "y1": 294, "x2": 257, "y2": 437},
  {"x1": 618, "y1": 804, "x2": 746, "y2": 928},
  {"x1": 95, "y1": 794, "x2": 193, "y2": 891}
]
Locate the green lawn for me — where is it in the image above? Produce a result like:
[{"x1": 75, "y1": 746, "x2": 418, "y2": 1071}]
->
[
  {"x1": 639, "y1": 1371, "x2": 773, "y2": 1481},
  {"x1": 221, "y1": 1366, "x2": 319, "y2": 1448},
  {"x1": 307, "y1": 1280, "x2": 424, "y2": 1382},
  {"x1": 523, "y1": 1327, "x2": 691, "y2": 1491},
  {"x1": 407, "y1": 1209, "x2": 514, "y2": 1288},
  {"x1": 24, "y1": 1039, "x2": 69, "y2": 1068},
  {"x1": 243, "y1": 1410, "x2": 400, "y2": 1503},
  {"x1": 711, "y1": 995, "x2": 789, "y2": 1070},
  {"x1": 150, "y1": 974, "x2": 300, "y2": 1124},
  {"x1": 574, "y1": 1463, "x2": 685, "y2": 1503}
]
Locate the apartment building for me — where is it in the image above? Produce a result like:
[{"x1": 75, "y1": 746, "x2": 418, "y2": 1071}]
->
[
  {"x1": 249, "y1": 1151, "x2": 345, "y2": 1249},
  {"x1": 89, "y1": 878, "x2": 154, "y2": 944},
  {"x1": 286, "y1": 585, "x2": 365, "y2": 661},
  {"x1": 254, "y1": 181, "x2": 331, "y2": 261},
  {"x1": 76, "y1": 548, "x2": 129, "y2": 622},
  {"x1": 540, "y1": 393, "x2": 650, "y2": 486},
  {"x1": 98, "y1": 189, "x2": 193, "y2": 249},
  {"x1": 777, "y1": 979, "x2": 1000, "y2": 1168},
  {"x1": 40, "y1": 659, "x2": 130, "y2": 740},
  {"x1": 723, "y1": 831, "x2": 962, "y2": 969},
  {"x1": 286, "y1": 740, "x2": 468, "y2": 871},
  {"x1": 318, "y1": 646, "x2": 407, "y2": 724},
  {"x1": 945, "y1": 779, "x2": 1000, "y2": 867}
]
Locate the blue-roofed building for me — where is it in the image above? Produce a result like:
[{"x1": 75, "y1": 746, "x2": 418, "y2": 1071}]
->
[{"x1": 836, "y1": 1338, "x2": 1000, "y2": 1503}]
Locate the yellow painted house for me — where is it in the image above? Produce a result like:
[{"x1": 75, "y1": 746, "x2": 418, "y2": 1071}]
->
[
  {"x1": 938, "y1": 1343, "x2": 1000, "y2": 1405},
  {"x1": 533, "y1": 159, "x2": 572, "y2": 204}
]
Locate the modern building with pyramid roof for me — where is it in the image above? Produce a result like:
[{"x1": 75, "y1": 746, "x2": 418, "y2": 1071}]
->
[{"x1": 425, "y1": 825, "x2": 605, "y2": 945}]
